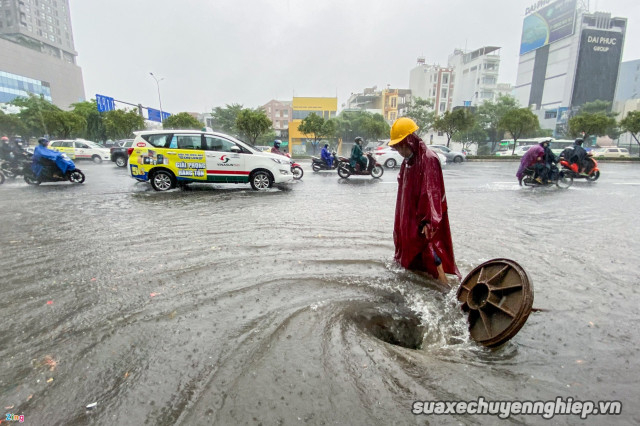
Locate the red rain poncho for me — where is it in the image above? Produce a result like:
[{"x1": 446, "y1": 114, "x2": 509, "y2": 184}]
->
[{"x1": 394, "y1": 135, "x2": 461, "y2": 280}]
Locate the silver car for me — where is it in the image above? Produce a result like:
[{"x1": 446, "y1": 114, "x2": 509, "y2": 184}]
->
[{"x1": 428, "y1": 145, "x2": 466, "y2": 163}]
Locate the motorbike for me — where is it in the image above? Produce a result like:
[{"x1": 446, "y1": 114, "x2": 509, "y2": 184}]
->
[
  {"x1": 284, "y1": 153, "x2": 303, "y2": 180},
  {"x1": 520, "y1": 164, "x2": 572, "y2": 189},
  {"x1": 559, "y1": 153, "x2": 600, "y2": 181},
  {"x1": 311, "y1": 151, "x2": 338, "y2": 172},
  {"x1": 336, "y1": 152, "x2": 384, "y2": 179},
  {"x1": 0, "y1": 170, "x2": 4, "y2": 185},
  {"x1": 23, "y1": 152, "x2": 85, "y2": 185}
]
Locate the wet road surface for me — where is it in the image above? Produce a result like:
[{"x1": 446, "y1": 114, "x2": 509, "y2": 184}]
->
[{"x1": 1, "y1": 160, "x2": 639, "y2": 425}]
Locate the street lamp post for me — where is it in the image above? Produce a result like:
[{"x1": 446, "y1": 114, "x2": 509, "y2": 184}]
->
[{"x1": 149, "y1": 72, "x2": 164, "y2": 122}]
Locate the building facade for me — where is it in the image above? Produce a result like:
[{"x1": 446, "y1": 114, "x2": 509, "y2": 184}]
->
[
  {"x1": 614, "y1": 59, "x2": 640, "y2": 102},
  {"x1": 287, "y1": 97, "x2": 337, "y2": 154},
  {"x1": 262, "y1": 99, "x2": 292, "y2": 138},
  {"x1": 0, "y1": 0, "x2": 84, "y2": 108},
  {"x1": 409, "y1": 58, "x2": 454, "y2": 114},
  {"x1": 447, "y1": 46, "x2": 501, "y2": 108},
  {"x1": 513, "y1": 0, "x2": 626, "y2": 135},
  {"x1": 344, "y1": 86, "x2": 412, "y2": 123}
]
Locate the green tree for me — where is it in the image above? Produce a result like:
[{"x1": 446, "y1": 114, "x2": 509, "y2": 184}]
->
[
  {"x1": 298, "y1": 113, "x2": 337, "y2": 154},
  {"x1": 0, "y1": 111, "x2": 27, "y2": 137},
  {"x1": 103, "y1": 109, "x2": 145, "y2": 140},
  {"x1": 10, "y1": 93, "x2": 61, "y2": 137},
  {"x1": 235, "y1": 108, "x2": 272, "y2": 145},
  {"x1": 498, "y1": 108, "x2": 540, "y2": 154},
  {"x1": 405, "y1": 97, "x2": 435, "y2": 137},
  {"x1": 163, "y1": 112, "x2": 203, "y2": 129},
  {"x1": 43, "y1": 110, "x2": 86, "y2": 139},
  {"x1": 210, "y1": 103, "x2": 244, "y2": 135},
  {"x1": 71, "y1": 100, "x2": 106, "y2": 142},
  {"x1": 453, "y1": 119, "x2": 487, "y2": 154},
  {"x1": 568, "y1": 113, "x2": 616, "y2": 139},
  {"x1": 477, "y1": 95, "x2": 519, "y2": 152},
  {"x1": 620, "y1": 110, "x2": 640, "y2": 157},
  {"x1": 333, "y1": 111, "x2": 387, "y2": 143},
  {"x1": 432, "y1": 109, "x2": 475, "y2": 147}
]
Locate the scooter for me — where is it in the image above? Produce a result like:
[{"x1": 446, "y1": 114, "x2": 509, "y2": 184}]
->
[
  {"x1": 284, "y1": 153, "x2": 303, "y2": 180},
  {"x1": 520, "y1": 165, "x2": 572, "y2": 189},
  {"x1": 336, "y1": 152, "x2": 384, "y2": 179},
  {"x1": 23, "y1": 153, "x2": 85, "y2": 185},
  {"x1": 311, "y1": 151, "x2": 338, "y2": 172},
  {"x1": 559, "y1": 153, "x2": 600, "y2": 182}
]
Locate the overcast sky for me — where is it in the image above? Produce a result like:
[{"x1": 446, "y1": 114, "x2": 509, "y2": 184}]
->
[{"x1": 69, "y1": 0, "x2": 639, "y2": 114}]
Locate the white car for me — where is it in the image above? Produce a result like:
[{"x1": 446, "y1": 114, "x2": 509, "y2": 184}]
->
[
  {"x1": 49, "y1": 139, "x2": 111, "y2": 163},
  {"x1": 591, "y1": 147, "x2": 630, "y2": 158},
  {"x1": 128, "y1": 130, "x2": 294, "y2": 191},
  {"x1": 374, "y1": 146, "x2": 446, "y2": 168},
  {"x1": 495, "y1": 145, "x2": 533, "y2": 157}
]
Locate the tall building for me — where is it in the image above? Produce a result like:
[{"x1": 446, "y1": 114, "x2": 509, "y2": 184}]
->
[
  {"x1": 409, "y1": 58, "x2": 454, "y2": 114},
  {"x1": 513, "y1": 0, "x2": 626, "y2": 134},
  {"x1": 615, "y1": 59, "x2": 640, "y2": 102},
  {"x1": 344, "y1": 86, "x2": 412, "y2": 123},
  {"x1": 262, "y1": 99, "x2": 292, "y2": 138},
  {"x1": 447, "y1": 46, "x2": 501, "y2": 108},
  {"x1": 0, "y1": 0, "x2": 84, "y2": 108}
]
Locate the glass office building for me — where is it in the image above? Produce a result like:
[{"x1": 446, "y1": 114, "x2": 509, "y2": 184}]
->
[{"x1": 0, "y1": 70, "x2": 52, "y2": 104}]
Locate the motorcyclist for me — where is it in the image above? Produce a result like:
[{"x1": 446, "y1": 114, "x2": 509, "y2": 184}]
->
[
  {"x1": 516, "y1": 143, "x2": 544, "y2": 185},
  {"x1": 350, "y1": 136, "x2": 368, "y2": 171},
  {"x1": 320, "y1": 143, "x2": 333, "y2": 168},
  {"x1": 32, "y1": 137, "x2": 64, "y2": 179},
  {"x1": 0, "y1": 136, "x2": 11, "y2": 161},
  {"x1": 570, "y1": 138, "x2": 588, "y2": 173},
  {"x1": 534, "y1": 139, "x2": 557, "y2": 184},
  {"x1": 271, "y1": 139, "x2": 285, "y2": 156}
]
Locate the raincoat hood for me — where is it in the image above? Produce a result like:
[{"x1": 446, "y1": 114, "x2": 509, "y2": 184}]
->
[
  {"x1": 394, "y1": 135, "x2": 460, "y2": 280},
  {"x1": 516, "y1": 144, "x2": 544, "y2": 180}
]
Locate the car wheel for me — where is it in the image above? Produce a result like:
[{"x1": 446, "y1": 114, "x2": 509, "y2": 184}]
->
[
  {"x1": 337, "y1": 163, "x2": 351, "y2": 178},
  {"x1": 68, "y1": 170, "x2": 85, "y2": 184},
  {"x1": 150, "y1": 169, "x2": 176, "y2": 191},
  {"x1": 384, "y1": 158, "x2": 397, "y2": 168},
  {"x1": 371, "y1": 165, "x2": 384, "y2": 178},
  {"x1": 115, "y1": 156, "x2": 127, "y2": 167},
  {"x1": 453, "y1": 156, "x2": 463, "y2": 163},
  {"x1": 292, "y1": 166, "x2": 303, "y2": 180},
  {"x1": 92, "y1": 155, "x2": 103, "y2": 164},
  {"x1": 586, "y1": 170, "x2": 600, "y2": 182},
  {"x1": 312, "y1": 163, "x2": 321, "y2": 172},
  {"x1": 250, "y1": 171, "x2": 272, "y2": 190}
]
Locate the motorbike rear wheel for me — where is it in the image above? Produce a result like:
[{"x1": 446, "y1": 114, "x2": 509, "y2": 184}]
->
[
  {"x1": 68, "y1": 169, "x2": 85, "y2": 184},
  {"x1": 312, "y1": 163, "x2": 321, "y2": 172},
  {"x1": 586, "y1": 170, "x2": 600, "y2": 182},
  {"x1": 337, "y1": 163, "x2": 351, "y2": 178},
  {"x1": 24, "y1": 174, "x2": 41, "y2": 185}
]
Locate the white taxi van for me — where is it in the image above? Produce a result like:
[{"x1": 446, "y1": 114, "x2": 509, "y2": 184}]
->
[
  {"x1": 128, "y1": 130, "x2": 294, "y2": 191},
  {"x1": 49, "y1": 139, "x2": 111, "y2": 163}
]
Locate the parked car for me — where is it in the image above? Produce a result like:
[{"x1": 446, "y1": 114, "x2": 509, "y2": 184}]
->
[
  {"x1": 591, "y1": 147, "x2": 630, "y2": 158},
  {"x1": 48, "y1": 139, "x2": 111, "y2": 163},
  {"x1": 110, "y1": 139, "x2": 135, "y2": 167},
  {"x1": 428, "y1": 145, "x2": 466, "y2": 163},
  {"x1": 495, "y1": 145, "x2": 533, "y2": 157},
  {"x1": 128, "y1": 130, "x2": 295, "y2": 191},
  {"x1": 374, "y1": 146, "x2": 446, "y2": 168}
]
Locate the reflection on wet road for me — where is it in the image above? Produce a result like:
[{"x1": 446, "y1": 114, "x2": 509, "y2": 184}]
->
[{"x1": 1, "y1": 161, "x2": 639, "y2": 425}]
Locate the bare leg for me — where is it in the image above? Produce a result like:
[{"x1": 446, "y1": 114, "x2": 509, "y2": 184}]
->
[{"x1": 436, "y1": 264, "x2": 448, "y2": 286}]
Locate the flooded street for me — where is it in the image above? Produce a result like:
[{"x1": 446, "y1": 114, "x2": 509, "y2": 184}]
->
[{"x1": 1, "y1": 161, "x2": 639, "y2": 425}]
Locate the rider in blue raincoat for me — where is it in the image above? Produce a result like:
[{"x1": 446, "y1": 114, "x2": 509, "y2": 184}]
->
[
  {"x1": 320, "y1": 143, "x2": 333, "y2": 168},
  {"x1": 32, "y1": 138, "x2": 75, "y2": 179}
]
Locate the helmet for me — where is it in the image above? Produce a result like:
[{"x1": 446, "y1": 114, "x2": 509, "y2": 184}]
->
[
  {"x1": 324, "y1": 143, "x2": 329, "y2": 148},
  {"x1": 390, "y1": 117, "x2": 419, "y2": 146},
  {"x1": 539, "y1": 138, "x2": 552, "y2": 146},
  {"x1": 574, "y1": 138, "x2": 584, "y2": 146},
  {"x1": 354, "y1": 136, "x2": 363, "y2": 145},
  {"x1": 273, "y1": 140, "x2": 281, "y2": 147},
  {"x1": 38, "y1": 137, "x2": 49, "y2": 146}
]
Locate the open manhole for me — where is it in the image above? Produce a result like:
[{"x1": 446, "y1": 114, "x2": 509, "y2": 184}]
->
[
  {"x1": 456, "y1": 258, "x2": 534, "y2": 348},
  {"x1": 352, "y1": 307, "x2": 425, "y2": 350}
]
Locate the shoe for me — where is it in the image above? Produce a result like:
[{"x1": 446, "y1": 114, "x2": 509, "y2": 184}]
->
[{"x1": 535, "y1": 177, "x2": 543, "y2": 184}]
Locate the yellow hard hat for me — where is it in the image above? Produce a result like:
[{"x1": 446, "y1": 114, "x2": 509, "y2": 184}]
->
[{"x1": 389, "y1": 117, "x2": 419, "y2": 145}]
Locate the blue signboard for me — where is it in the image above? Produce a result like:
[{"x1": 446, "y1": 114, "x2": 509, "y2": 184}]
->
[
  {"x1": 463, "y1": 101, "x2": 472, "y2": 107},
  {"x1": 161, "y1": 111, "x2": 171, "y2": 121},
  {"x1": 520, "y1": 0, "x2": 577, "y2": 55},
  {"x1": 148, "y1": 108, "x2": 171, "y2": 122},
  {"x1": 96, "y1": 94, "x2": 115, "y2": 112}
]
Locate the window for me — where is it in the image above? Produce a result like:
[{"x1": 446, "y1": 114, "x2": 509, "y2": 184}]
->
[
  {"x1": 544, "y1": 111, "x2": 557, "y2": 119},
  {"x1": 170, "y1": 134, "x2": 202, "y2": 150},
  {"x1": 204, "y1": 136, "x2": 236, "y2": 152},
  {"x1": 60, "y1": 141, "x2": 73, "y2": 147},
  {"x1": 75, "y1": 142, "x2": 90, "y2": 149},
  {"x1": 440, "y1": 102, "x2": 446, "y2": 112},
  {"x1": 142, "y1": 134, "x2": 169, "y2": 147},
  {"x1": 441, "y1": 88, "x2": 447, "y2": 98}
]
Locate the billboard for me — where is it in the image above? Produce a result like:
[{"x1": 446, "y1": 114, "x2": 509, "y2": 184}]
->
[
  {"x1": 292, "y1": 97, "x2": 337, "y2": 112},
  {"x1": 571, "y1": 29, "x2": 624, "y2": 107},
  {"x1": 520, "y1": 0, "x2": 577, "y2": 55}
]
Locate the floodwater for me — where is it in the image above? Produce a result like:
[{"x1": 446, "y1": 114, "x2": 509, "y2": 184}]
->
[{"x1": 1, "y1": 161, "x2": 639, "y2": 425}]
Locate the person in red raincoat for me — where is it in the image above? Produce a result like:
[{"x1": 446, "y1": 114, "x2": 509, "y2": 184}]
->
[{"x1": 390, "y1": 117, "x2": 461, "y2": 285}]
